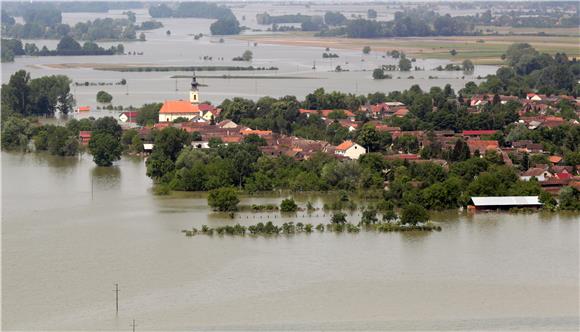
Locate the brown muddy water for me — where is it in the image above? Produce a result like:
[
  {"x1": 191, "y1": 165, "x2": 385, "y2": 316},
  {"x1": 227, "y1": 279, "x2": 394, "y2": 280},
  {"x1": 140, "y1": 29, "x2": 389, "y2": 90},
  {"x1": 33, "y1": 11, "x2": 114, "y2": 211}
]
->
[{"x1": 1, "y1": 151, "x2": 578, "y2": 330}]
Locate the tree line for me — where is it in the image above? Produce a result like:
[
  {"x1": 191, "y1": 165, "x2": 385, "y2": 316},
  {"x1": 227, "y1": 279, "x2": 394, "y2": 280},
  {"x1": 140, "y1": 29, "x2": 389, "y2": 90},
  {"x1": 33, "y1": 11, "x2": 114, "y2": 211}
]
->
[
  {"x1": 1, "y1": 5, "x2": 161, "y2": 41},
  {"x1": 2, "y1": 36, "x2": 124, "y2": 62}
]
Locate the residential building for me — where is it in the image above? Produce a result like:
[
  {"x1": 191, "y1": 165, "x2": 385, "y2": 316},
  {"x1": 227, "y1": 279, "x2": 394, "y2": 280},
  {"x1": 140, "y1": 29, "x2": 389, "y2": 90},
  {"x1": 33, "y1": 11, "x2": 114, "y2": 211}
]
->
[{"x1": 335, "y1": 140, "x2": 366, "y2": 160}]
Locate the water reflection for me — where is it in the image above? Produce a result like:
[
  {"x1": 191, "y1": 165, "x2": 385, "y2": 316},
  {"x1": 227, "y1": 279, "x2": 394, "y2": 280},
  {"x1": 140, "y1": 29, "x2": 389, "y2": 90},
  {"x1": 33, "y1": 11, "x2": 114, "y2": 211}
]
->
[{"x1": 90, "y1": 165, "x2": 121, "y2": 191}]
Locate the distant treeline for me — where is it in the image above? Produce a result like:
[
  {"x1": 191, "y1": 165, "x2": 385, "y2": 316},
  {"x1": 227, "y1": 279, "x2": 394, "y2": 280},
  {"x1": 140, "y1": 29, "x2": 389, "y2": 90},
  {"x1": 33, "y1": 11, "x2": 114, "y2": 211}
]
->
[
  {"x1": 148, "y1": 2, "x2": 241, "y2": 35},
  {"x1": 254, "y1": 6, "x2": 579, "y2": 38},
  {"x1": 96, "y1": 65, "x2": 279, "y2": 72},
  {"x1": 256, "y1": 13, "x2": 317, "y2": 25},
  {"x1": 1, "y1": 36, "x2": 124, "y2": 62},
  {"x1": 1, "y1": 4, "x2": 162, "y2": 40},
  {"x1": 1, "y1": 1, "x2": 142, "y2": 14}
]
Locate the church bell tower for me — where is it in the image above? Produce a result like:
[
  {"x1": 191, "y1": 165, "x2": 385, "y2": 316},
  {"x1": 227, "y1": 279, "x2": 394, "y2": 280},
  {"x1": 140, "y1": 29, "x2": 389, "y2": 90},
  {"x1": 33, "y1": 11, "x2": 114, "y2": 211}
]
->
[{"x1": 189, "y1": 71, "x2": 199, "y2": 104}]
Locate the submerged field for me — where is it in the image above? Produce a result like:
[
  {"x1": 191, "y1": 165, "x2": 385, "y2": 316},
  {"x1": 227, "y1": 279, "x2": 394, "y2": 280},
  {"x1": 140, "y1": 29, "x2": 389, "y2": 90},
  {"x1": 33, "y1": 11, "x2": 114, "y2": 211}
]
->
[{"x1": 236, "y1": 32, "x2": 580, "y2": 65}]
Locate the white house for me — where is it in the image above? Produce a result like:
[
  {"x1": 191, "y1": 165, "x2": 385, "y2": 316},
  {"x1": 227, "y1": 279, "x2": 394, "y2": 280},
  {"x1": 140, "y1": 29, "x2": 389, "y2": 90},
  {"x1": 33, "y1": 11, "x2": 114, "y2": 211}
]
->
[
  {"x1": 335, "y1": 140, "x2": 366, "y2": 160},
  {"x1": 520, "y1": 168, "x2": 553, "y2": 181}
]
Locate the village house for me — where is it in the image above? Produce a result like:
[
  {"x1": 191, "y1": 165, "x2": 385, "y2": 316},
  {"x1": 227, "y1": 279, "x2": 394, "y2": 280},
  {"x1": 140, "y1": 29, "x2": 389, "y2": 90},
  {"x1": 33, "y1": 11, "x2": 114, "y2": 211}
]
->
[
  {"x1": 520, "y1": 167, "x2": 553, "y2": 181},
  {"x1": 79, "y1": 131, "x2": 91, "y2": 145},
  {"x1": 511, "y1": 140, "x2": 544, "y2": 153},
  {"x1": 334, "y1": 140, "x2": 366, "y2": 159},
  {"x1": 334, "y1": 140, "x2": 366, "y2": 160},
  {"x1": 469, "y1": 196, "x2": 542, "y2": 211},
  {"x1": 462, "y1": 130, "x2": 497, "y2": 140},
  {"x1": 119, "y1": 111, "x2": 138, "y2": 123},
  {"x1": 467, "y1": 140, "x2": 499, "y2": 155}
]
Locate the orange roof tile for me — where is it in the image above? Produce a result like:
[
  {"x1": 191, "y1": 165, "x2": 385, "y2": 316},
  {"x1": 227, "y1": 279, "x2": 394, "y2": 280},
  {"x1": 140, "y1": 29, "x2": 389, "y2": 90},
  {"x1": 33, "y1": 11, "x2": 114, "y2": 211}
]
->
[
  {"x1": 159, "y1": 100, "x2": 200, "y2": 114},
  {"x1": 336, "y1": 140, "x2": 355, "y2": 151},
  {"x1": 467, "y1": 140, "x2": 499, "y2": 151},
  {"x1": 240, "y1": 129, "x2": 272, "y2": 136},
  {"x1": 548, "y1": 156, "x2": 562, "y2": 164}
]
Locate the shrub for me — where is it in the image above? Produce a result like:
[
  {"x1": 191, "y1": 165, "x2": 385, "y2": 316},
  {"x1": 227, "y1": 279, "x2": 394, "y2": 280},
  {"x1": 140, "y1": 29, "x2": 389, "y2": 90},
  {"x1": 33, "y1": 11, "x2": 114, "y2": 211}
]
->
[
  {"x1": 280, "y1": 198, "x2": 298, "y2": 212},
  {"x1": 208, "y1": 187, "x2": 240, "y2": 212},
  {"x1": 400, "y1": 203, "x2": 429, "y2": 225}
]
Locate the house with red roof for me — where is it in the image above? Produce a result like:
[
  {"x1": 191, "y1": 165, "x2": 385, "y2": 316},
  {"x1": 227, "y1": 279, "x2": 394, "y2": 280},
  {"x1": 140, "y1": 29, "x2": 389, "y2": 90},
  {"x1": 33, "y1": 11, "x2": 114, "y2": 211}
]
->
[
  {"x1": 462, "y1": 130, "x2": 497, "y2": 138},
  {"x1": 77, "y1": 106, "x2": 90, "y2": 113},
  {"x1": 334, "y1": 140, "x2": 366, "y2": 160},
  {"x1": 158, "y1": 100, "x2": 201, "y2": 122},
  {"x1": 467, "y1": 140, "x2": 499, "y2": 154},
  {"x1": 79, "y1": 131, "x2": 92, "y2": 145},
  {"x1": 119, "y1": 111, "x2": 138, "y2": 123}
]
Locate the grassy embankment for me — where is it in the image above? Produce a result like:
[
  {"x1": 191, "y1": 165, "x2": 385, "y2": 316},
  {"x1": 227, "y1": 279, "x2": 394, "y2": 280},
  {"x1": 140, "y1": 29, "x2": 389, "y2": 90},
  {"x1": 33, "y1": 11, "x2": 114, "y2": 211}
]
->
[{"x1": 234, "y1": 30, "x2": 580, "y2": 65}]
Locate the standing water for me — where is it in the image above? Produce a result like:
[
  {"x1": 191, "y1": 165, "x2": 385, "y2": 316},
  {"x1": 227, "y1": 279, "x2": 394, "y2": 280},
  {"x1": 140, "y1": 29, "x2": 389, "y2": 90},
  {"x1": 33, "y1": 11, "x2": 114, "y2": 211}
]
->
[{"x1": 2, "y1": 152, "x2": 578, "y2": 330}]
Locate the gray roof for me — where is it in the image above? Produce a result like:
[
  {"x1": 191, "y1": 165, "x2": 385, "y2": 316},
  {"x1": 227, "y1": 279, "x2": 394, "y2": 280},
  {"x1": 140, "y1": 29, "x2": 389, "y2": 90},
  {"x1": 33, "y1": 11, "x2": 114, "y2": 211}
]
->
[{"x1": 471, "y1": 196, "x2": 542, "y2": 206}]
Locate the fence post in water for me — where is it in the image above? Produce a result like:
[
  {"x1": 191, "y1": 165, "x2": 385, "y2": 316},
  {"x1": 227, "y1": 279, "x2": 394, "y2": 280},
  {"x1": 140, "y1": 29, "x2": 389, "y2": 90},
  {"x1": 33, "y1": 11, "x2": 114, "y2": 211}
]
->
[
  {"x1": 130, "y1": 319, "x2": 137, "y2": 332},
  {"x1": 113, "y1": 283, "x2": 120, "y2": 315}
]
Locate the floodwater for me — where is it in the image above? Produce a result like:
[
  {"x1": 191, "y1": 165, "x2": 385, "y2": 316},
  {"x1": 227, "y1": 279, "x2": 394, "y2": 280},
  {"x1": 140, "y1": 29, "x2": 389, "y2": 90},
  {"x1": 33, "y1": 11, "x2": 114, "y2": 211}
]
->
[
  {"x1": 2, "y1": 151, "x2": 579, "y2": 330},
  {"x1": 1, "y1": 7, "x2": 497, "y2": 111}
]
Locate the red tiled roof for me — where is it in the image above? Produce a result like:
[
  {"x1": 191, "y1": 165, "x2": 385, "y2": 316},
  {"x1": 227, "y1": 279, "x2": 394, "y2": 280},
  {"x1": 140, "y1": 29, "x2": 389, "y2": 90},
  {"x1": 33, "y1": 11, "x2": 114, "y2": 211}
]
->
[
  {"x1": 555, "y1": 173, "x2": 572, "y2": 180},
  {"x1": 548, "y1": 156, "x2": 562, "y2": 164},
  {"x1": 240, "y1": 129, "x2": 272, "y2": 136},
  {"x1": 393, "y1": 108, "x2": 409, "y2": 117},
  {"x1": 121, "y1": 111, "x2": 138, "y2": 118},
  {"x1": 222, "y1": 136, "x2": 243, "y2": 143},
  {"x1": 78, "y1": 106, "x2": 90, "y2": 112},
  {"x1": 336, "y1": 140, "x2": 355, "y2": 151},
  {"x1": 299, "y1": 109, "x2": 318, "y2": 114},
  {"x1": 385, "y1": 154, "x2": 420, "y2": 160},
  {"x1": 462, "y1": 130, "x2": 497, "y2": 136},
  {"x1": 159, "y1": 100, "x2": 200, "y2": 114},
  {"x1": 320, "y1": 109, "x2": 355, "y2": 118},
  {"x1": 467, "y1": 140, "x2": 499, "y2": 151},
  {"x1": 79, "y1": 131, "x2": 92, "y2": 138}
]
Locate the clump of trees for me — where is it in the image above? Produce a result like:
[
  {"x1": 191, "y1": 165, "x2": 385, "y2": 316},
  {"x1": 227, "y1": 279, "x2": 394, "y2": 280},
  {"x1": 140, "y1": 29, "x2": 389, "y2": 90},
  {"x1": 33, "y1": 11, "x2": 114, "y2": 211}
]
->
[
  {"x1": 88, "y1": 117, "x2": 123, "y2": 166},
  {"x1": 1, "y1": 70, "x2": 73, "y2": 117},
  {"x1": 210, "y1": 16, "x2": 241, "y2": 35},
  {"x1": 208, "y1": 187, "x2": 240, "y2": 211},
  {"x1": 280, "y1": 198, "x2": 298, "y2": 212},
  {"x1": 233, "y1": 50, "x2": 253, "y2": 61},
  {"x1": 96, "y1": 91, "x2": 113, "y2": 103}
]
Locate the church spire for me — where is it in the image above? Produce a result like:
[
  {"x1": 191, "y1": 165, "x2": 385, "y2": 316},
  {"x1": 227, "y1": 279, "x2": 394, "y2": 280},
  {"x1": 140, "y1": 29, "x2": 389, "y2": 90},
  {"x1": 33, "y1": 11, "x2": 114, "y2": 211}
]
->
[
  {"x1": 191, "y1": 70, "x2": 198, "y2": 90},
  {"x1": 189, "y1": 70, "x2": 199, "y2": 104}
]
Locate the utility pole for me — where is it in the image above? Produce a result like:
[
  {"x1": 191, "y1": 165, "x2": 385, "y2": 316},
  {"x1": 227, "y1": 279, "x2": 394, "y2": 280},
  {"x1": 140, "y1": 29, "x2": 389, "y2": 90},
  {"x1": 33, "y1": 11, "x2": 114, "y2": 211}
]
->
[
  {"x1": 113, "y1": 283, "x2": 120, "y2": 315},
  {"x1": 130, "y1": 319, "x2": 137, "y2": 332}
]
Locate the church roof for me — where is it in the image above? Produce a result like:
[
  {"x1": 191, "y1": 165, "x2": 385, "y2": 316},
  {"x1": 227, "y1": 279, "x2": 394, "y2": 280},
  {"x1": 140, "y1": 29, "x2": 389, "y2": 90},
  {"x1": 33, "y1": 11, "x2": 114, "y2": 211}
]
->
[{"x1": 159, "y1": 100, "x2": 200, "y2": 114}]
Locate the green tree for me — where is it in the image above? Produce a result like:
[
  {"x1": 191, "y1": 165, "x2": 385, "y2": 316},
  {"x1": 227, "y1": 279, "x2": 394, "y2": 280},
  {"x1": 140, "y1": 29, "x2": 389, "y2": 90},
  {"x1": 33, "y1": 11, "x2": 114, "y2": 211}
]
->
[
  {"x1": 280, "y1": 198, "x2": 298, "y2": 212},
  {"x1": 1, "y1": 116, "x2": 32, "y2": 150},
  {"x1": 92, "y1": 116, "x2": 122, "y2": 139},
  {"x1": 331, "y1": 211, "x2": 347, "y2": 224},
  {"x1": 400, "y1": 203, "x2": 429, "y2": 225},
  {"x1": 96, "y1": 90, "x2": 112, "y2": 103},
  {"x1": 136, "y1": 103, "x2": 162, "y2": 125},
  {"x1": 208, "y1": 187, "x2": 240, "y2": 211},
  {"x1": 558, "y1": 187, "x2": 580, "y2": 211},
  {"x1": 210, "y1": 16, "x2": 241, "y2": 35},
  {"x1": 47, "y1": 126, "x2": 78, "y2": 156},
  {"x1": 242, "y1": 50, "x2": 253, "y2": 61},
  {"x1": 399, "y1": 57, "x2": 412, "y2": 71},
  {"x1": 88, "y1": 132, "x2": 122, "y2": 166},
  {"x1": 362, "y1": 46, "x2": 371, "y2": 54},
  {"x1": 462, "y1": 59, "x2": 474, "y2": 72},
  {"x1": 372, "y1": 68, "x2": 386, "y2": 80},
  {"x1": 56, "y1": 36, "x2": 81, "y2": 52}
]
